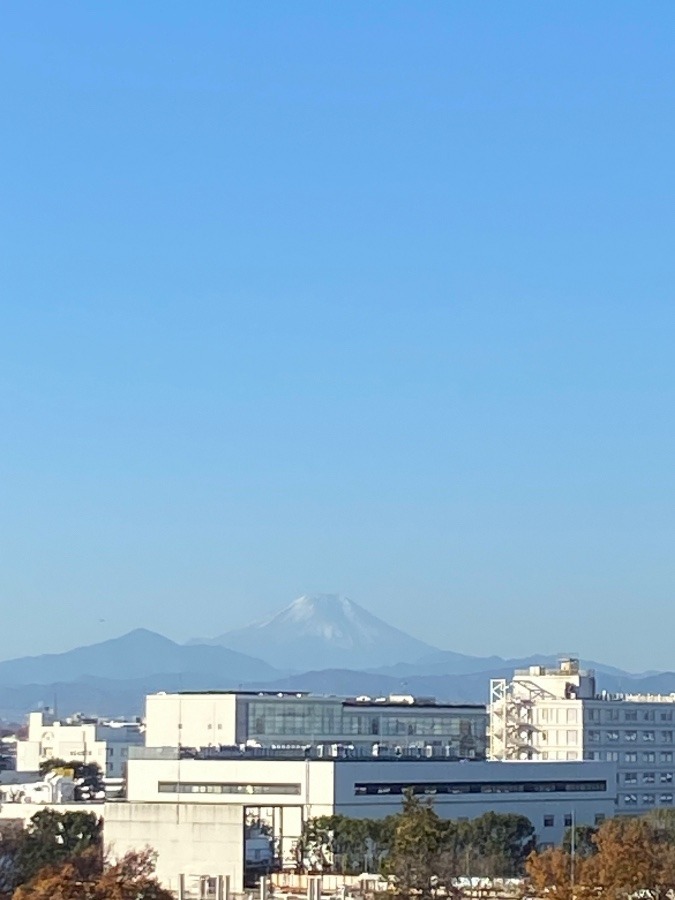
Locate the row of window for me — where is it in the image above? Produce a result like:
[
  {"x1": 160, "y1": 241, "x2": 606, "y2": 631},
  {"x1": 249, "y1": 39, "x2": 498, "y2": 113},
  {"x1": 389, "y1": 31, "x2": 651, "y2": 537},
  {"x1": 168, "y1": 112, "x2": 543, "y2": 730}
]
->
[
  {"x1": 586, "y1": 709, "x2": 674, "y2": 724},
  {"x1": 585, "y1": 751, "x2": 673, "y2": 763},
  {"x1": 624, "y1": 772, "x2": 673, "y2": 784},
  {"x1": 587, "y1": 730, "x2": 673, "y2": 743},
  {"x1": 623, "y1": 793, "x2": 674, "y2": 806},
  {"x1": 544, "y1": 814, "x2": 606, "y2": 828},
  {"x1": 353, "y1": 780, "x2": 607, "y2": 796},
  {"x1": 157, "y1": 782, "x2": 302, "y2": 795}
]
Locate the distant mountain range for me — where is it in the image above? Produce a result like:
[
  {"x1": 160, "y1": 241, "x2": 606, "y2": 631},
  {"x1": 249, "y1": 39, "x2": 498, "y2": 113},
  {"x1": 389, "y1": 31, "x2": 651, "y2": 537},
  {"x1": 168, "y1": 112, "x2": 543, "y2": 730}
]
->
[
  {"x1": 190, "y1": 594, "x2": 437, "y2": 670},
  {"x1": 0, "y1": 594, "x2": 672, "y2": 719}
]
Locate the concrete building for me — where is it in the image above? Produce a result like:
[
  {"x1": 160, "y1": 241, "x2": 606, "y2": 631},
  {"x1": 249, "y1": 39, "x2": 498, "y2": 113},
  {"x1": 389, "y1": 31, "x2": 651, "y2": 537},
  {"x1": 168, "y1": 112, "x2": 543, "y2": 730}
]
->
[
  {"x1": 489, "y1": 658, "x2": 675, "y2": 815},
  {"x1": 144, "y1": 691, "x2": 487, "y2": 760},
  {"x1": 17, "y1": 712, "x2": 143, "y2": 778},
  {"x1": 105, "y1": 751, "x2": 616, "y2": 894}
]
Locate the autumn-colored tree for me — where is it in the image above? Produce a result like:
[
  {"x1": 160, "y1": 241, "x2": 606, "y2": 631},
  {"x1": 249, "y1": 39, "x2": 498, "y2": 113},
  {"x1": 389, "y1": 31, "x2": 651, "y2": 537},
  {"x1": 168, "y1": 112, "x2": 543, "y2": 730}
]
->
[
  {"x1": 13, "y1": 849, "x2": 173, "y2": 900},
  {"x1": 584, "y1": 816, "x2": 675, "y2": 900},
  {"x1": 526, "y1": 846, "x2": 577, "y2": 900}
]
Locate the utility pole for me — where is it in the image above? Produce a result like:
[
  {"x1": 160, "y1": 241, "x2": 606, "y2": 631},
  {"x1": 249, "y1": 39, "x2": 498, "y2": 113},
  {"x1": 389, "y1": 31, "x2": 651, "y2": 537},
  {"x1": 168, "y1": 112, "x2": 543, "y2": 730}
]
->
[{"x1": 570, "y1": 809, "x2": 576, "y2": 899}]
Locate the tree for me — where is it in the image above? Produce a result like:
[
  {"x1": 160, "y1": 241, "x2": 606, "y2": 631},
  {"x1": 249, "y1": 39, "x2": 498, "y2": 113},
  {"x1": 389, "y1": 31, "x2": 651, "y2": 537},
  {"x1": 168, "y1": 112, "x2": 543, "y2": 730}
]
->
[
  {"x1": 15, "y1": 809, "x2": 102, "y2": 885},
  {"x1": 562, "y1": 824, "x2": 597, "y2": 859},
  {"x1": 526, "y1": 846, "x2": 576, "y2": 900},
  {"x1": 13, "y1": 849, "x2": 174, "y2": 900},
  {"x1": 384, "y1": 790, "x2": 457, "y2": 899},
  {"x1": 463, "y1": 812, "x2": 535, "y2": 877}
]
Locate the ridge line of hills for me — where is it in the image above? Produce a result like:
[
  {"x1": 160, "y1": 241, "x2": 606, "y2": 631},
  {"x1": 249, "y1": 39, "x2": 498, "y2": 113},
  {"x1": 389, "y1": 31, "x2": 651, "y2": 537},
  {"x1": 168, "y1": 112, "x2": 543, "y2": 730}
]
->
[{"x1": 0, "y1": 594, "x2": 669, "y2": 718}]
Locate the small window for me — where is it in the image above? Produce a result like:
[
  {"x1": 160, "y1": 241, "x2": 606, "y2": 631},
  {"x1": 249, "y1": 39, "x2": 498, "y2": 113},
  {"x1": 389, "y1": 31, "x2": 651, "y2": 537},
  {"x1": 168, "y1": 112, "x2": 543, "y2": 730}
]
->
[
  {"x1": 644, "y1": 752, "x2": 656, "y2": 763},
  {"x1": 624, "y1": 773, "x2": 638, "y2": 785},
  {"x1": 625, "y1": 751, "x2": 638, "y2": 763},
  {"x1": 661, "y1": 773, "x2": 673, "y2": 784},
  {"x1": 625, "y1": 731, "x2": 638, "y2": 742},
  {"x1": 661, "y1": 712, "x2": 673, "y2": 723},
  {"x1": 544, "y1": 815, "x2": 555, "y2": 827},
  {"x1": 564, "y1": 814, "x2": 573, "y2": 827},
  {"x1": 643, "y1": 773, "x2": 656, "y2": 784},
  {"x1": 644, "y1": 731, "x2": 655, "y2": 742},
  {"x1": 624, "y1": 794, "x2": 638, "y2": 805},
  {"x1": 606, "y1": 731, "x2": 619, "y2": 742},
  {"x1": 625, "y1": 710, "x2": 638, "y2": 722},
  {"x1": 661, "y1": 794, "x2": 674, "y2": 805},
  {"x1": 643, "y1": 794, "x2": 656, "y2": 806},
  {"x1": 606, "y1": 751, "x2": 619, "y2": 762},
  {"x1": 644, "y1": 711, "x2": 656, "y2": 722},
  {"x1": 662, "y1": 732, "x2": 673, "y2": 743},
  {"x1": 595, "y1": 814, "x2": 606, "y2": 825},
  {"x1": 661, "y1": 752, "x2": 673, "y2": 763}
]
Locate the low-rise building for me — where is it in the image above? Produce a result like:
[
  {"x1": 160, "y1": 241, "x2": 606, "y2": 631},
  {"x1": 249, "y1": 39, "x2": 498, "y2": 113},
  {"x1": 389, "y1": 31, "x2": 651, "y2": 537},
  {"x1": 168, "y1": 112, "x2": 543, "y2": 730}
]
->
[
  {"x1": 17, "y1": 712, "x2": 143, "y2": 778},
  {"x1": 144, "y1": 691, "x2": 487, "y2": 760},
  {"x1": 105, "y1": 751, "x2": 616, "y2": 894}
]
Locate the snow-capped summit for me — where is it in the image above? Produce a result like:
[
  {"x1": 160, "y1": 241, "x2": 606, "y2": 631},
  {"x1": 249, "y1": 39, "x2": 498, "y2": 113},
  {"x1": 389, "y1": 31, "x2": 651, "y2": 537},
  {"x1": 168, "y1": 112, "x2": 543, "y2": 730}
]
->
[{"x1": 193, "y1": 594, "x2": 438, "y2": 671}]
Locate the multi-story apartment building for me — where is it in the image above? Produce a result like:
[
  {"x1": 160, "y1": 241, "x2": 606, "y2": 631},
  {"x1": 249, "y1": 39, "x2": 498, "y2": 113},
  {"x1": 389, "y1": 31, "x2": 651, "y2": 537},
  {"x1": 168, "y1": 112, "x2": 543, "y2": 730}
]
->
[
  {"x1": 17, "y1": 711, "x2": 144, "y2": 778},
  {"x1": 145, "y1": 691, "x2": 487, "y2": 760},
  {"x1": 489, "y1": 658, "x2": 675, "y2": 815}
]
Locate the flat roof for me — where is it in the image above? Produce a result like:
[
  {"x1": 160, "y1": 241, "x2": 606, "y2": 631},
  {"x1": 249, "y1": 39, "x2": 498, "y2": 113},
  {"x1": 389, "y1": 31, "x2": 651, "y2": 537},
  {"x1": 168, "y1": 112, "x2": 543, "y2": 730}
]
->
[{"x1": 153, "y1": 691, "x2": 484, "y2": 709}]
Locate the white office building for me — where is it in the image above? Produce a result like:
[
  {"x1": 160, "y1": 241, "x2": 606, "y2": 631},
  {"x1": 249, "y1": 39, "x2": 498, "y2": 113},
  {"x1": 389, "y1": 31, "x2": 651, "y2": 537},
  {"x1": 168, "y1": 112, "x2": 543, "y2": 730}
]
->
[
  {"x1": 489, "y1": 658, "x2": 675, "y2": 815},
  {"x1": 145, "y1": 691, "x2": 487, "y2": 760},
  {"x1": 17, "y1": 711, "x2": 143, "y2": 778},
  {"x1": 105, "y1": 752, "x2": 616, "y2": 894}
]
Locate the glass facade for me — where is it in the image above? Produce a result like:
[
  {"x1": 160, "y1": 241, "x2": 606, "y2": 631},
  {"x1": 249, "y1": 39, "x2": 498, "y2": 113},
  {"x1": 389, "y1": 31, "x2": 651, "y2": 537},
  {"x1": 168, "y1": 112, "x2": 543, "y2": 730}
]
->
[{"x1": 244, "y1": 698, "x2": 486, "y2": 759}]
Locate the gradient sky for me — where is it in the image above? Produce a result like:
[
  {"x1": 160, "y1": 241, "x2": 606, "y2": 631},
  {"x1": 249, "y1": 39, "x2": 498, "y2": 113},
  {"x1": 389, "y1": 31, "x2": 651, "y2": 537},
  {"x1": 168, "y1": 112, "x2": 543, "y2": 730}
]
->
[{"x1": 2, "y1": 3, "x2": 675, "y2": 671}]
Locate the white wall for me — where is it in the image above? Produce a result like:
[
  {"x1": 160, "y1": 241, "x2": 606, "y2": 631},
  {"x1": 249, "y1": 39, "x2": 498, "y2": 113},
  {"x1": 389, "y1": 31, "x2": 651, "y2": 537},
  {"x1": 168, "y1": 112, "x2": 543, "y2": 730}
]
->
[
  {"x1": 144, "y1": 694, "x2": 238, "y2": 749},
  {"x1": 105, "y1": 801, "x2": 244, "y2": 894}
]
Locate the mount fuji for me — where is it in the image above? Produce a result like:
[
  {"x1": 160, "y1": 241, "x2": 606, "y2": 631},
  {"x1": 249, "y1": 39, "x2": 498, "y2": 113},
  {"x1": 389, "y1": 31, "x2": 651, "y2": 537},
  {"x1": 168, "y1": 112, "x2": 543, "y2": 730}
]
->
[{"x1": 191, "y1": 593, "x2": 439, "y2": 671}]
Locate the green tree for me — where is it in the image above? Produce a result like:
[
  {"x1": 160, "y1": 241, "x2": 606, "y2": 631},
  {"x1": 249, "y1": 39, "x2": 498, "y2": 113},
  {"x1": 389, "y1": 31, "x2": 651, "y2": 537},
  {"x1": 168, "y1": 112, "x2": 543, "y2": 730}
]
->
[
  {"x1": 384, "y1": 790, "x2": 456, "y2": 899},
  {"x1": 464, "y1": 811, "x2": 536, "y2": 877},
  {"x1": 15, "y1": 809, "x2": 102, "y2": 885}
]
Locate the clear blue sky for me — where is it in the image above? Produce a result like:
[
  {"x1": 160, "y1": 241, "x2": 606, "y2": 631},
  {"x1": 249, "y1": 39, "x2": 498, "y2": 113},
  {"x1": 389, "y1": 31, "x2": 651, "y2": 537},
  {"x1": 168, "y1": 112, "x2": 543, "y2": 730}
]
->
[{"x1": 2, "y1": 3, "x2": 674, "y2": 670}]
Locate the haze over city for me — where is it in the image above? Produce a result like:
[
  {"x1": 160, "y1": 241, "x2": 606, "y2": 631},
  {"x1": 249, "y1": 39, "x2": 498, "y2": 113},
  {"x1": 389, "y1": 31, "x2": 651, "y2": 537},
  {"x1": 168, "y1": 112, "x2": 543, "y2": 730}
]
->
[{"x1": 3, "y1": 3, "x2": 675, "y2": 671}]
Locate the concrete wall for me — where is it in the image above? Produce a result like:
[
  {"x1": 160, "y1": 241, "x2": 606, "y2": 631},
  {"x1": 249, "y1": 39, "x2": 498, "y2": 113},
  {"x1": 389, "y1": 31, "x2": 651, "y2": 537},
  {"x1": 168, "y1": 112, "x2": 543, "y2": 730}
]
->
[
  {"x1": 105, "y1": 801, "x2": 244, "y2": 894},
  {"x1": 126, "y1": 757, "x2": 336, "y2": 817},
  {"x1": 145, "y1": 694, "x2": 238, "y2": 749}
]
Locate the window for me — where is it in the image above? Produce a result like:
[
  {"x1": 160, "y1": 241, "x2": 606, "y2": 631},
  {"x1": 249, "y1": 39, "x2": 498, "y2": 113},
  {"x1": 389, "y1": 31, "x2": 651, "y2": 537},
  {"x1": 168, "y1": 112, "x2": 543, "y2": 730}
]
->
[
  {"x1": 606, "y1": 731, "x2": 619, "y2": 742},
  {"x1": 624, "y1": 794, "x2": 638, "y2": 805},
  {"x1": 564, "y1": 814, "x2": 573, "y2": 827},
  {"x1": 588, "y1": 730, "x2": 601, "y2": 743},
  {"x1": 625, "y1": 730, "x2": 638, "y2": 742},
  {"x1": 643, "y1": 794, "x2": 656, "y2": 806},
  {"x1": 586, "y1": 709, "x2": 600, "y2": 723},
  {"x1": 661, "y1": 752, "x2": 673, "y2": 763},
  {"x1": 606, "y1": 751, "x2": 619, "y2": 762},
  {"x1": 643, "y1": 773, "x2": 656, "y2": 784},
  {"x1": 625, "y1": 711, "x2": 638, "y2": 722},
  {"x1": 661, "y1": 712, "x2": 673, "y2": 723},
  {"x1": 644, "y1": 710, "x2": 656, "y2": 722},
  {"x1": 644, "y1": 752, "x2": 656, "y2": 763},
  {"x1": 353, "y1": 779, "x2": 607, "y2": 796},
  {"x1": 606, "y1": 709, "x2": 620, "y2": 722},
  {"x1": 567, "y1": 751, "x2": 578, "y2": 760},
  {"x1": 661, "y1": 773, "x2": 673, "y2": 784},
  {"x1": 544, "y1": 816, "x2": 555, "y2": 828},
  {"x1": 625, "y1": 751, "x2": 638, "y2": 763},
  {"x1": 567, "y1": 709, "x2": 578, "y2": 724},
  {"x1": 661, "y1": 794, "x2": 674, "y2": 805},
  {"x1": 644, "y1": 731, "x2": 656, "y2": 742},
  {"x1": 624, "y1": 773, "x2": 638, "y2": 785},
  {"x1": 662, "y1": 732, "x2": 673, "y2": 743},
  {"x1": 158, "y1": 782, "x2": 301, "y2": 795},
  {"x1": 595, "y1": 814, "x2": 606, "y2": 825},
  {"x1": 567, "y1": 730, "x2": 578, "y2": 745}
]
